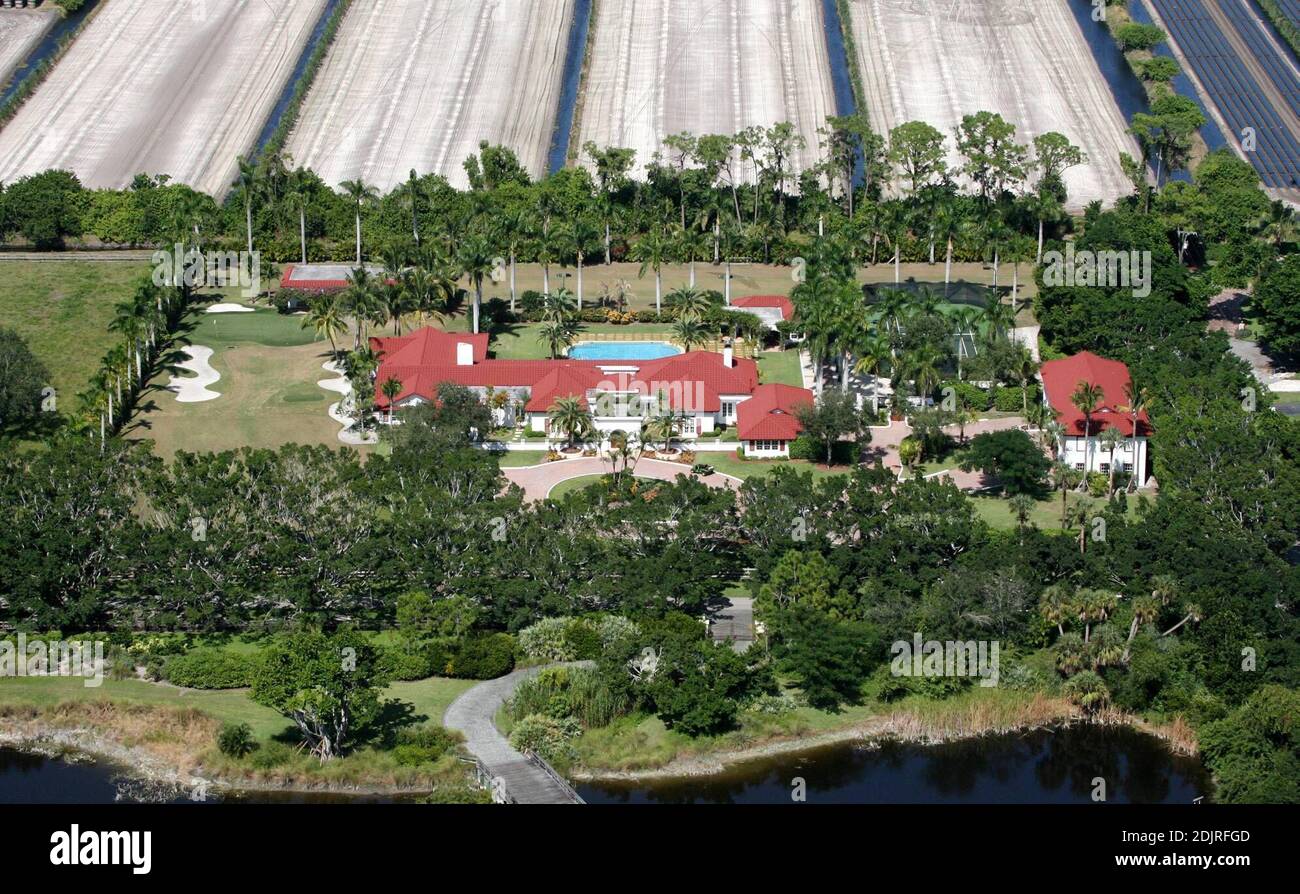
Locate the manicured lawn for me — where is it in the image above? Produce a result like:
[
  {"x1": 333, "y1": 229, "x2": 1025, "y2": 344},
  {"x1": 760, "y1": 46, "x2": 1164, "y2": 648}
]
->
[
  {"x1": 548, "y1": 474, "x2": 657, "y2": 499},
  {"x1": 188, "y1": 307, "x2": 320, "y2": 348},
  {"x1": 757, "y1": 349, "x2": 804, "y2": 387},
  {"x1": 0, "y1": 674, "x2": 474, "y2": 741},
  {"x1": 494, "y1": 450, "x2": 549, "y2": 467},
  {"x1": 971, "y1": 491, "x2": 1147, "y2": 532},
  {"x1": 0, "y1": 261, "x2": 154, "y2": 408},
  {"x1": 702, "y1": 451, "x2": 850, "y2": 482},
  {"x1": 130, "y1": 306, "x2": 347, "y2": 456}
]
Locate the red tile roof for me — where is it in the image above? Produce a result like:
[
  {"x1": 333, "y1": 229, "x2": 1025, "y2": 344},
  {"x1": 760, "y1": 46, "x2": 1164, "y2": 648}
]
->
[
  {"x1": 370, "y1": 328, "x2": 760, "y2": 414},
  {"x1": 280, "y1": 264, "x2": 352, "y2": 292},
  {"x1": 1040, "y1": 351, "x2": 1150, "y2": 437},
  {"x1": 732, "y1": 294, "x2": 795, "y2": 322},
  {"x1": 736, "y1": 383, "x2": 813, "y2": 442}
]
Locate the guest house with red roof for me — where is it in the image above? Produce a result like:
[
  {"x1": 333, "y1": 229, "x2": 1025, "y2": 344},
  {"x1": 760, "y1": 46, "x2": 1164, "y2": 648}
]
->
[
  {"x1": 730, "y1": 295, "x2": 795, "y2": 331},
  {"x1": 1040, "y1": 351, "x2": 1151, "y2": 487},
  {"x1": 370, "y1": 327, "x2": 814, "y2": 456}
]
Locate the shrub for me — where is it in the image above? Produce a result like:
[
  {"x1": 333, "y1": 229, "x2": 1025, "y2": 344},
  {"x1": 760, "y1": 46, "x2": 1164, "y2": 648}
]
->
[
  {"x1": 1086, "y1": 471, "x2": 1109, "y2": 498},
  {"x1": 447, "y1": 633, "x2": 516, "y2": 679},
  {"x1": 678, "y1": 450, "x2": 697, "y2": 464},
  {"x1": 392, "y1": 725, "x2": 460, "y2": 766},
  {"x1": 376, "y1": 645, "x2": 438, "y2": 682},
  {"x1": 508, "y1": 714, "x2": 582, "y2": 763},
  {"x1": 519, "y1": 617, "x2": 575, "y2": 661},
  {"x1": 939, "y1": 380, "x2": 992, "y2": 411},
  {"x1": 564, "y1": 619, "x2": 602, "y2": 660},
  {"x1": 216, "y1": 722, "x2": 255, "y2": 758},
  {"x1": 595, "y1": 615, "x2": 640, "y2": 650},
  {"x1": 247, "y1": 740, "x2": 295, "y2": 770},
  {"x1": 164, "y1": 649, "x2": 257, "y2": 689},
  {"x1": 508, "y1": 666, "x2": 630, "y2": 728},
  {"x1": 992, "y1": 385, "x2": 1035, "y2": 413}
]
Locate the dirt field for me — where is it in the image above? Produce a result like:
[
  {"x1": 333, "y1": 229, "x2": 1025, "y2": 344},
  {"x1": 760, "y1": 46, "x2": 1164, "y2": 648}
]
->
[
  {"x1": 285, "y1": 0, "x2": 574, "y2": 191},
  {"x1": 576, "y1": 0, "x2": 837, "y2": 182},
  {"x1": 846, "y1": 0, "x2": 1139, "y2": 209},
  {"x1": 0, "y1": 7, "x2": 57, "y2": 89},
  {"x1": 0, "y1": 0, "x2": 327, "y2": 196}
]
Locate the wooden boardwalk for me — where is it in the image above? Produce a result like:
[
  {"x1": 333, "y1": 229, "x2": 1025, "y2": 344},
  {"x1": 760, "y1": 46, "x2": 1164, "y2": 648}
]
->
[{"x1": 444, "y1": 663, "x2": 589, "y2": 805}]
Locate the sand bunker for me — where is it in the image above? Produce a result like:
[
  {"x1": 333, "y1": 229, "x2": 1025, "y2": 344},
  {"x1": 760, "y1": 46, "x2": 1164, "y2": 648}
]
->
[
  {"x1": 167, "y1": 346, "x2": 221, "y2": 403},
  {"x1": 205, "y1": 303, "x2": 255, "y2": 314},
  {"x1": 319, "y1": 360, "x2": 377, "y2": 445}
]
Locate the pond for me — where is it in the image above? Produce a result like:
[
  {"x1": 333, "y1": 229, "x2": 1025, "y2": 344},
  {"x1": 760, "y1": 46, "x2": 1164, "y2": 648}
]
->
[
  {"x1": 577, "y1": 725, "x2": 1212, "y2": 805},
  {"x1": 0, "y1": 748, "x2": 413, "y2": 804}
]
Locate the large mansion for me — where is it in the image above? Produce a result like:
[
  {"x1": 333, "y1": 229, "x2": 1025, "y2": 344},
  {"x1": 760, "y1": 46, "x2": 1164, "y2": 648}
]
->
[
  {"x1": 370, "y1": 327, "x2": 813, "y2": 457},
  {"x1": 1040, "y1": 351, "x2": 1151, "y2": 487}
]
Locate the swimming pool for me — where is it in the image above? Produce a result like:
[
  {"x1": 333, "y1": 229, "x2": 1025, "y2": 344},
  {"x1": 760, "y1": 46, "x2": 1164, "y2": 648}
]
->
[{"x1": 568, "y1": 341, "x2": 682, "y2": 361}]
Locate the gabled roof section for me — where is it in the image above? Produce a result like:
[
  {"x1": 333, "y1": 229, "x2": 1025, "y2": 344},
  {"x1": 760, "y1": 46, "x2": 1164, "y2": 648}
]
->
[
  {"x1": 737, "y1": 383, "x2": 813, "y2": 441},
  {"x1": 1040, "y1": 351, "x2": 1151, "y2": 437}
]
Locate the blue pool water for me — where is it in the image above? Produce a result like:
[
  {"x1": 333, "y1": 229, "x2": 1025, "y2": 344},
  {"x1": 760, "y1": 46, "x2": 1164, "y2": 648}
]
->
[{"x1": 568, "y1": 342, "x2": 682, "y2": 361}]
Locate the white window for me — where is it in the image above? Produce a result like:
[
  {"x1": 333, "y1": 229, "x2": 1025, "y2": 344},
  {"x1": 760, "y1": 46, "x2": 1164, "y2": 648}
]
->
[
  {"x1": 680, "y1": 416, "x2": 697, "y2": 436},
  {"x1": 750, "y1": 439, "x2": 785, "y2": 452},
  {"x1": 722, "y1": 401, "x2": 736, "y2": 420}
]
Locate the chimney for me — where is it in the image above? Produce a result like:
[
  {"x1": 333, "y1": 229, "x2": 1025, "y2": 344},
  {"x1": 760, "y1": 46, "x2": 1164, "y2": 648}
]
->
[
  {"x1": 723, "y1": 337, "x2": 734, "y2": 368},
  {"x1": 456, "y1": 342, "x2": 474, "y2": 367}
]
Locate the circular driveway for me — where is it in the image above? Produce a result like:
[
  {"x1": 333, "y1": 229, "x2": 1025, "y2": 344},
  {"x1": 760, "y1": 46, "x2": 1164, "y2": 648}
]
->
[{"x1": 503, "y1": 456, "x2": 741, "y2": 501}]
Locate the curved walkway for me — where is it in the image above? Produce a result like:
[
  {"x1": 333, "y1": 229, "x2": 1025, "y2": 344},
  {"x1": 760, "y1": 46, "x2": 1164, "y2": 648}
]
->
[
  {"x1": 318, "y1": 360, "x2": 378, "y2": 445},
  {"x1": 503, "y1": 456, "x2": 742, "y2": 501},
  {"x1": 444, "y1": 662, "x2": 592, "y2": 804}
]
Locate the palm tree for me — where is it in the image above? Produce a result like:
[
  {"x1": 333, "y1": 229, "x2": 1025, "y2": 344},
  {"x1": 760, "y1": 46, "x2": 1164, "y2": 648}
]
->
[
  {"x1": 1067, "y1": 499, "x2": 1094, "y2": 555},
  {"x1": 286, "y1": 172, "x2": 311, "y2": 265},
  {"x1": 567, "y1": 217, "x2": 601, "y2": 309},
  {"x1": 401, "y1": 267, "x2": 452, "y2": 329},
  {"x1": 1263, "y1": 199, "x2": 1296, "y2": 250},
  {"x1": 541, "y1": 287, "x2": 577, "y2": 325},
  {"x1": 302, "y1": 294, "x2": 346, "y2": 357},
  {"x1": 902, "y1": 347, "x2": 943, "y2": 405},
  {"x1": 1120, "y1": 379, "x2": 1149, "y2": 491},
  {"x1": 1162, "y1": 602, "x2": 1203, "y2": 637},
  {"x1": 237, "y1": 157, "x2": 259, "y2": 255},
  {"x1": 343, "y1": 267, "x2": 380, "y2": 348},
  {"x1": 852, "y1": 334, "x2": 892, "y2": 416},
  {"x1": 632, "y1": 228, "x2": 669, "y2": 315},
  {"x1": 339, "y1": 179, "x2": 378, "y2": 264},
  {"x1": 932, "y1": 199, "x2": 964, "y2": 296},
  {"x1": 668, "y1": 285, "x2": 712, "y2": 319},
  {"x1": 1050, "y1": 460, "x2": 1072, "y2": 528},
  {"x1": 1070, "y1": 380, "x2": 1105, "y2": 487},
  {"x1": 1012, "y1": 350, "x2": 1039, "y2": 416},
  {"x1": 1122, "y1": 595, "x2": 1160, "y2": 663},
  {"x1": 539, "y1": 318, "x2": 580, "y2": 360},
  {"x1": 1098, "y1": 427, "x2": 1125, "y2": 496},
  {"x1": 456, "y1": 233, "x2": 496, "y2": 335},
  {"x1": 1039, "y1": 583, "x2": 1074, "y2": 637},
  {"x1": 498, "y1": 207, "x2": 530, "y2": 312},
  {"x1": 644, "y1": 405, "x2": 683, "y2": 452},
  {"x1": 380, "y1": 376, "x2": 403, "y2": 424},
  {"x1": 672, "y1": 315, "x2": 709, "y2": 353},
  {"x1": 1009, "y1": 493, "x2": 1035, "y2": 542},
  {"x1": 404, "y1": 169, "x2": 422, "y2": 244},
  {"x1": 547, "y1": 396, "x2": 593, "y2": 450},
  {"x1": 675, "y1": 224, "x2": 711, "y2": 288}
]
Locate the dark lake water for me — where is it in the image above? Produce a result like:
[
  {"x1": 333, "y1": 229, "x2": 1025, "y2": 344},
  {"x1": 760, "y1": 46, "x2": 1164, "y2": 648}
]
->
[
  {"x1": 578, "y1": 726, "x2": 1212, "y2": 805},
  {"x1": 1, "y1": 726, "x2": 1209, "y2": 805},
  {"x1": 0, "y1": 748, "x2": 410, "y2": 804}
]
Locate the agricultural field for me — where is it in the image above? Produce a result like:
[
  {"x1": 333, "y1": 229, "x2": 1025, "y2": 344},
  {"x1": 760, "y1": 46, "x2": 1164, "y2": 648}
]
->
[
  {"x1": 576, "y1": 0, "x2": 837, "y2": 182},
  {"x1": 285, "y1": 0, "x2": 574, "y2": 191},
  {"x1": 0, "y1": 0, "x2": 328, "y2": 196},
  {"x1": 0, "y1": 6, "x2": 57, "y2": 90},
  {"x1": 845, "y1": 0, "x2": 1139, "y2": 209}
]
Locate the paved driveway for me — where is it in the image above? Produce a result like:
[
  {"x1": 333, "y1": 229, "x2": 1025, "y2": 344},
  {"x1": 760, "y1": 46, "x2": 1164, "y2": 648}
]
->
[{"x1": 503, "y1": 456, "x2": 742, "y2": 501}]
